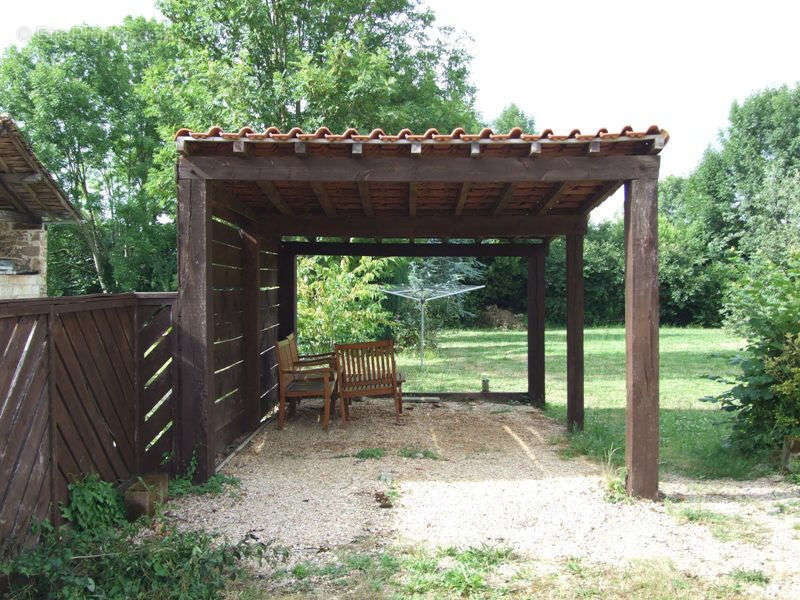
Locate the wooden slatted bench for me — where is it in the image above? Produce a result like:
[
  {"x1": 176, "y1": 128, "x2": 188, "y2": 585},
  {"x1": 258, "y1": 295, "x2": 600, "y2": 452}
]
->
[
  {"x1": 277, "y1": 337, "x2": 341, "y2": 429},
  {"x1": 334, "y1": 340, "x2": 404, "y2": 423}
]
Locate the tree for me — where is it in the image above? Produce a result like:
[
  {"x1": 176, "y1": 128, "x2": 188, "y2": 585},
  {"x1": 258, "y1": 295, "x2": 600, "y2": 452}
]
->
[
  {"x1": 0, "y1": 19, "x2": 177, "y2": 293},
  {"x1": 156, "y1": 0, "x2": 480, "y2": 132},
  {"x1": 492, "y1": 103, "x2": 535, "y2": 133}
]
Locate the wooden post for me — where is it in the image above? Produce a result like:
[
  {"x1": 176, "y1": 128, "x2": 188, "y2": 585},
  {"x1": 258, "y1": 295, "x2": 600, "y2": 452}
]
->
[
  {"x1": 277, "y1": 251, "x2": 297, "y2": 339},
  {"x1": 176, "y1": 177, "x2": 215, "y2": 481},
  {"x1": 527, "y1": 247, "x2": 546, "y2": 407},
  {"x1": 624, "y1": 178, "x2": 660, "y2": 499},
  {"x1": 241, "y1": 229, "x2": 261, "y2": 429},
  {"x1": 566, "y1": 233, "x2": 584, "y2": 430}
]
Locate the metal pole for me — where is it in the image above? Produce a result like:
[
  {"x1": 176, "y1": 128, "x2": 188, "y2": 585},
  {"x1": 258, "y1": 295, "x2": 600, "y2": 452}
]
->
[{"x1": 419, "y1": 299, "x2": 425, "y2": 368}]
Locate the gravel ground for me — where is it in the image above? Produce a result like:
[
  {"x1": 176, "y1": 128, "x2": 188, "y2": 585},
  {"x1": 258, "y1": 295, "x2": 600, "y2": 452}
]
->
[{"x1": 166, "y1": 399, "x2": 800, "y2": 598}]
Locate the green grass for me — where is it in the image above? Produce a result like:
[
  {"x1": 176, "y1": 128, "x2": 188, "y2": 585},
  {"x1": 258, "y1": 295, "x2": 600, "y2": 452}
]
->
[
  {"x1": 396, "y1": 327, "x2": 773, "y2": 479},
  {"x1": 254, "y1": 546, "x2": 758, "y2": 599},
  {"x1": 399, "y1": 447, "x2": 440, "y2": 460},
  {"x1": 668, "y1": 504, "x2": 769, "y2": 545},
  {"x1": 353, "y1": 447, "x2": 385, "y2": 459}
]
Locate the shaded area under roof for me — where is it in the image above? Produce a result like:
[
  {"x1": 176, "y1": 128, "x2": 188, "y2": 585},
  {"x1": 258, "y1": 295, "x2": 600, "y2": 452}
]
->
[{"x1": 0, "y1": 116, "x2": 80, "y2": 223}]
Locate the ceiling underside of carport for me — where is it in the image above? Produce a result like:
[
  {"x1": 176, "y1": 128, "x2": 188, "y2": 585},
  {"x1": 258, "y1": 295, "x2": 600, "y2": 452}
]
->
[{"x1": 176, "y1": 125, "x2": 667, "y2": 239}]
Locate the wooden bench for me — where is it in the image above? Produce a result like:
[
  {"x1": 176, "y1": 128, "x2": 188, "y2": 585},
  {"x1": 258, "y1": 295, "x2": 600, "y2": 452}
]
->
[
  {"x1": 277, "y1": 337, "x2": 341, "y2": 430},
  {"x1": 334, "y1": 340, "x2": 404, "y2": 422}
]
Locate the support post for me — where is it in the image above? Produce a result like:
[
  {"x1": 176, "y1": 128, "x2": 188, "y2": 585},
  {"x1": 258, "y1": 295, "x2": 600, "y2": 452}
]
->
[
  {"x1": 624, "y1": 178, "x2": 660, "y2": 499},
  {"x1": 527, "y1": 246, "x2": 546, "y2": 407},
  {"x1": 566, "y1": 233, "x2": 584, "y2": 430},
  {"x1": 277, "y1": 251, "x2": 297, "y2": 339},
  {"x1": 176, "y1": 177, "x2": 215, "y2": 481},
  {"x1": 241, "y1": 229, "x2": 261, "y2": 428}
]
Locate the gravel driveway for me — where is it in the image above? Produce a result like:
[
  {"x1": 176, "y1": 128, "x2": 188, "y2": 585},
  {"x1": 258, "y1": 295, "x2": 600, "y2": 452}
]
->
[{"x1": 166, "y1": 399, "x2": 800, "y2": 598}]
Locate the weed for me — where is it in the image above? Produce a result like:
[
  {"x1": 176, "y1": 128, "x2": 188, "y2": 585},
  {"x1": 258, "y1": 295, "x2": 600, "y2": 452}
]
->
[
  {"x1": 670, "y1": 505, "x2": 769, "y2": 545},
  {"x1": 354, "y1": 448, "x2": 385, "y2": 460},
  {"x1": 168, "y1": 452, "x2": 240, "y2": 498},
  {"x1": 730, "y1": 568, "x2": 770, "y2": 585},
  {"x1": 399, "y1": 447, "x2": 440, "y2": 460},
  {"x1": 602, "y1": 446, "x2": 633, "y2": 504},
  {"x1": 793, "y1": 522, "x2": 800, "y2": 531},
  {"x1": 565, "y1": 556, "x2": 584, "y2": 575},
  {"x1": 0, "y1": 478, "x2": 282, "y2": 599}
]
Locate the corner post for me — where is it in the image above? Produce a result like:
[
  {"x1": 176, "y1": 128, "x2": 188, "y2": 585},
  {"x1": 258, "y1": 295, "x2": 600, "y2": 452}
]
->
[
  {"x1": 527, "y1": 246, "x2": 546, "y2": 407},
  {"x1": 176, "y1": 177, "x2": 215, "y2": 481},
  {"x1": 277, "y1": 250, "x2": 297, "y2": 339},
  {"x1": 566, "y1": 233, "x2": 585, "y2": 430},
  {"x1": 624, "y1": 178, "x2": 660, "y2": 499}
]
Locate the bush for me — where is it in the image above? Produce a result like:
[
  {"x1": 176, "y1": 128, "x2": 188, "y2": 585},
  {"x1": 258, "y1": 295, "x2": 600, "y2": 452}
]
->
[
  {"x1": 706, "y1": 249, "x2": 800, "y2": 450},
  {"x1": 297, "y1": 255, "x2": 393, "y2": 353},
  {"x1": 480, "y1": 305, "x2": 525, "y2": 330},
  {"x1": 1, "y1": 472, "x2": 276, "y2": 599}
]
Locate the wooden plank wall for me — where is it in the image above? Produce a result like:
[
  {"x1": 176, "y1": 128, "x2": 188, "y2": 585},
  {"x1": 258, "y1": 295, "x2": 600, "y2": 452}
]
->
[
  {"x1": 0, "y1": 293, "x2": 177, "y2": 551},
  {"x1": 259, "y1": 237, "x2": 279, "y2": 418},
  {"x1": 210, "y1": 218, "x2": 249, "y2": 450}
]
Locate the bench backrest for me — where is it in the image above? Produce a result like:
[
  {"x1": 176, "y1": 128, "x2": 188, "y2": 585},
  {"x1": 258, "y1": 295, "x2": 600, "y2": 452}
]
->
[
  {"x1": 277, "y1": 338, "x2": 296, "y2": 386},
  {"x1": 335, "y1": 340, "x2": 398, "y2": 396}
]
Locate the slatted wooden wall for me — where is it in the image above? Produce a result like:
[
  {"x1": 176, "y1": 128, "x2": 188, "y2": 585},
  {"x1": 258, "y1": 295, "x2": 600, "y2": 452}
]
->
[
  {"x1": 259, "y1": 237, "x2": 280, "y2": 417},
  {"x1": 210, "y1": 218, "x2": 249, "y2": 449},
  {"x1": 0, "y1": 293, "x2": 177, "y2": 551}
]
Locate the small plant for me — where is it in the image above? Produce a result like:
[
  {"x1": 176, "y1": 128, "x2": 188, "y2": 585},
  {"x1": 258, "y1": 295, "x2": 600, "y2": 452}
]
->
[
  {"x1": 354, "y1": 448, "x2": 385, "y2": 460},
  {"x1": 168, "y1": 452, "x2": 240, "y2": 497},
  {"x1": 60, "y1": 473, "x2": 127, "y2": 531},
  {"x1": 602, "y1": 446, "x2": 632, "y2": 504},
  {"x1": 730, "y1": 568, "x2": 770, "y2": 585},
  {"x1": 399, "y1": 447, "x2": 440, "y2": 460}
]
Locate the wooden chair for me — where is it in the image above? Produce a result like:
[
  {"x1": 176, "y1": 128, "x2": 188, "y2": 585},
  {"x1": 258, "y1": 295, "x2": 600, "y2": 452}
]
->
[
  {"x1": 334, "y1": 340, "x2": 404, "y2": 422},
  {"x1": 277, "y1": 337, "x2": 340, "y2": 430},
  {"x1": 285, "y1": 332, "x2": 335, "y2": 369}
]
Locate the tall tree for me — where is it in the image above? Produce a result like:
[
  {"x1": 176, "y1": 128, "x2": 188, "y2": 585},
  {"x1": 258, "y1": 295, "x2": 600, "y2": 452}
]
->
[{"x1": 492, "y1": 103, "x2": 535, "y2": 133}]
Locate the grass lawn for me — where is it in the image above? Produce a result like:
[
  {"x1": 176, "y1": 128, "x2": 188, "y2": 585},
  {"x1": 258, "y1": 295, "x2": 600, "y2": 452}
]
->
[{"x1": 396, "y1": 327, "x2": 773, "y2": 479}]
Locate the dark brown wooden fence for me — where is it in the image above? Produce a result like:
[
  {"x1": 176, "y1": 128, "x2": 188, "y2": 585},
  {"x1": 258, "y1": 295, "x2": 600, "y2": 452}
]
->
[{"x1": 0, "y1": 293, "x2": 177, "y2": 551}]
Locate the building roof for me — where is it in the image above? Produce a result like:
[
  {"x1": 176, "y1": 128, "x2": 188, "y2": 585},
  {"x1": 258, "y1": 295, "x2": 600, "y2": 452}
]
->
[
  {"x1": 0, "y1": 116, "x2": 80, "y2": 222},
  {"x1": 175, "y1": 124, "x2": 666, "y2": 238}
]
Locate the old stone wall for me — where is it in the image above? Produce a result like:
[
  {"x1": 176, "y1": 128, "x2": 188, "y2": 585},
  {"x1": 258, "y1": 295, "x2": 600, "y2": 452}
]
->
[{"x1": 0, "y1": 220, "x2": 47, "y2": 298}]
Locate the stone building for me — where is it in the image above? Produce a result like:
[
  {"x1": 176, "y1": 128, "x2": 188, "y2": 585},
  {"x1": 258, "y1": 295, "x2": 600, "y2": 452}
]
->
[{"x1": 0, "y1": 116, "x2": 79, "y2": 298}]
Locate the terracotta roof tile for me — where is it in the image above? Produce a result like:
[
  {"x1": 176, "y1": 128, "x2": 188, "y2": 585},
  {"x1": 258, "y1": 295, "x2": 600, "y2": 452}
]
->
[{"x1": 174, "y1": 124, "x2": 669, "y2": 149}]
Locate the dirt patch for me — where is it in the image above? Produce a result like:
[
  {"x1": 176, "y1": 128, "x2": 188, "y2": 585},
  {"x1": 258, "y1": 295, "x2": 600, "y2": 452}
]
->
[{"x1": 165, "y1": 399, "x2": 800, "y2": 599}]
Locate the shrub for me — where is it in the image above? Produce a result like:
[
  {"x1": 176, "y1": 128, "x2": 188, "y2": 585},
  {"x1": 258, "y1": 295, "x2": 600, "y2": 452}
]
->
[
  {"x1": 705, "y1": 249, "x2": 800, "y2": 450},
  {"x1": 59, "y1": 474, "x2": 126, "y2": 532},
  {"x1": 480, "y1": 305, "x2": 525, "y2": 330}
]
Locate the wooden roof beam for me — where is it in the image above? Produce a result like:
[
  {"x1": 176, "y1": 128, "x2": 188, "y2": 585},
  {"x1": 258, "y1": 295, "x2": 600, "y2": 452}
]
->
[
  {"x1": 581, "y1": 181, "x2": 622, "y2": 215},
  {"x1": 535, "y1": 182, "x2": 571, "y2": 215},
  {"x1": 0, "y1": 177, "x2": 40, "y2": 223},
  {"x1": 357, "y1": 181, "x2": 374, "y2": 217},
  {"x1": 492, "y1": 183, "x2": 515, "y2": 216},
  {"x1": 0, "y1": 172, "x2": 43, "y2": 184},
  {"x1": 310, "y1": 182, "x2": 337, "y2": 217},
  {"x1": 256, "y1": 181, "x2": 293, "y2": 216},
  {"x1": 454, "y1": 182, "x2": 470, "y2": 216},
  {"x1": 179, "y1": 154, "x2": 661, "y2": 183},
  {"x1": 409, "y1": 183, "x2": 417, "y2": 217}
]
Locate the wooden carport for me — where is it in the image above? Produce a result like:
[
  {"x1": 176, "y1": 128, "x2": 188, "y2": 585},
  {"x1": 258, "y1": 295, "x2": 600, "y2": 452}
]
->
[{"x1": 174, "y1": 125, "x2": 666, "y2": 499}]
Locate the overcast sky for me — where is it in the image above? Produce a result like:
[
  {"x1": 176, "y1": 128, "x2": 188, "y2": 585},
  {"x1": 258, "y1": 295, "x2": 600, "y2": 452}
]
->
[{"x1": 2, "y1": 1, "x2": 799, "y2": 219}]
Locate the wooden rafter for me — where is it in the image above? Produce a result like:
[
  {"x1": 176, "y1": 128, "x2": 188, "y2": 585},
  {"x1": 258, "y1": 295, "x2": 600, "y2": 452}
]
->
[
  {"x1": 357, "y1": 181, "x2": 374, "y2": 217},
  {"x1": 454, "y1": 182, "x2": 471, "y2": 216},
  {"x1": 282, "y1": 241, "x2": 542, "y2": 257},
  {"x1": 535, "y1": 182, "x2": 571, "y2": 215},
  {"x1": 581, "y1": 181, "x2": 622, "y2": 215},
  {"x1": 0, "y1": 176, "x2": 40, "y2": 222},
  {"x1": 492, "y1": 183, "x2": 515, "y2": 216},
  {"x1": 256, "y1": 181, "x2": 293, "y2": 216},
  {"x1": 310, "y1": 182, "x2": 337, "y2": 217}
]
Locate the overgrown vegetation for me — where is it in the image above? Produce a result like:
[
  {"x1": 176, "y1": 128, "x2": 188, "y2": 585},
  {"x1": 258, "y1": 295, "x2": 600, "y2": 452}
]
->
[
  {"x1": 0, "y1": 475, "x2": 279, "y2": 599},
  {"x1": 167, "y1": 453, "x2": 240, "y2": 498},
  {"x1": 668, "y1": 504, "x2": 769, "y2": 546}
]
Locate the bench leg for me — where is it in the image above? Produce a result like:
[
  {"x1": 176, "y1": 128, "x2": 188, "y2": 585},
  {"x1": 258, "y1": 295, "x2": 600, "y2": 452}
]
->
[
  {"x1": 394, "y1": 386, "x2": 403, "y2": 423},
  {"x1": 323, "y1": 379, "x2": 331, "y2": 430},
  {"x1": 278, "y1": 388, "x2": 287, "y2": 430},
  {"x1": 340, "y1": 393, "x2": 349, "y2": 426}
]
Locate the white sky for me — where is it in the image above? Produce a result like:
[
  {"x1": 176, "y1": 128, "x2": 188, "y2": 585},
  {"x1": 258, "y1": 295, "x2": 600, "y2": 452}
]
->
[{"x1": 2, "y1": 0, "x2": 799, "y2": 220}]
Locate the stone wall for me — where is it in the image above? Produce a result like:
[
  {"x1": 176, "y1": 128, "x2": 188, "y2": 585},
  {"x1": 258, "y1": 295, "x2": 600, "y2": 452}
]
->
[{"x1": 0, "y1": 219, "x2": 47, "y2": 298}]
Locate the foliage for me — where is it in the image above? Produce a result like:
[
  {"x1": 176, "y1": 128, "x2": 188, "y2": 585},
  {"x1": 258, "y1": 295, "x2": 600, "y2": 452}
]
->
[
  {"x1": 0, "y1": 520, "x2": 271, "y2": 599},
  {"x1": 59, "y1": 474, "x2": 126, "y2": 532},
  {"x1": 354, "y1": 448, "x2": 385, "y2": 460},
  {"x1": 168, "y1": 452, "x2": 240, "y2": 498},
  {"x1": 492, "y1": 103, "x2": 535, "y2": 133},
  {"x1": 297, "y1": 255, "x2": 393, "y2": 353},
  {"x1": 1, "y1": 473, "x2": 277, "y2": 599},
  {"x1": 706, "y1": 249, "x2": 800, "y2": 450}
]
